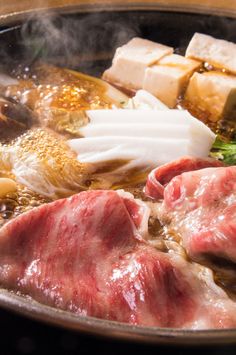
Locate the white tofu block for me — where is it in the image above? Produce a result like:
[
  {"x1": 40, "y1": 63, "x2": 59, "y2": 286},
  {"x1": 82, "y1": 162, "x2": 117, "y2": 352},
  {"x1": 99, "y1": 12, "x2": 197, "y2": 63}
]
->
[
  {"x1": 104, "y1": 56, "x2": 146, "y2": 91},
  {"x1": 185, "y1": 71, "x2": 236, "y2": 121},
  {"x1": 116, "y1": 37, "x2": 173, "y2": 64},
  {"x1": 159, "y1": 53, "x2": 200, "y2": 70},
  {"x1": 143, "y1": 54, "x2": 201, "y2": 108},
  {"x1": 143, "y1": 66, "x2": 185, "y2": 108},
  {"x1": 103, "y1": 37, "x2": 173, "y2": 90},
  {"x1": 186, "y1": 33, "x2": 236, "y2": 74}
]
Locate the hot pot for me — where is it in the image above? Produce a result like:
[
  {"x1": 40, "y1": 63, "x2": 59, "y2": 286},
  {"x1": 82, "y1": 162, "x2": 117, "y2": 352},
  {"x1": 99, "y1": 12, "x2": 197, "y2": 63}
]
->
[{"x1": 0, "y1": 0, "x2": 235, "y2": 346}]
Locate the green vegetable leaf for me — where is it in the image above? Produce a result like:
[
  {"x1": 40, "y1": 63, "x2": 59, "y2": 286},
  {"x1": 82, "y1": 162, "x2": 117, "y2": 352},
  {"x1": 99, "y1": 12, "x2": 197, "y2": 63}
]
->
[{"x1": 210, "y1": 137, "x2": 236, "y2": 165}]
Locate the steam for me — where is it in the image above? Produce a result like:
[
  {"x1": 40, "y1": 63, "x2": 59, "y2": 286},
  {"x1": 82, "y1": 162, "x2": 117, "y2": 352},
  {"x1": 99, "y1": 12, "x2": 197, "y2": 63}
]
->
[
  {"x1": 0, "y1": 8, "x2": 236, "y2": 77},
  {"x1": 19, "y1": 11, "x2": 139, "y2": 75}
]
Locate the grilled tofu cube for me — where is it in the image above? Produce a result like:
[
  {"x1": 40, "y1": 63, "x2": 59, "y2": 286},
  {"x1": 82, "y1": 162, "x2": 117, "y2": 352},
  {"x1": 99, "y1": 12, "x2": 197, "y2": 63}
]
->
[
  {"x1": 143, "y1": 54, "x2": 200, "y2": 108},
  {"x1": 103, "y1": 37, "x2": 173, "y2": 90},
  {"x1": 185, "y1": 71, "x2": 236, "y2": 122},
  {"x1": 186, "y1": 33, "x2": 236, "y2": 74}
]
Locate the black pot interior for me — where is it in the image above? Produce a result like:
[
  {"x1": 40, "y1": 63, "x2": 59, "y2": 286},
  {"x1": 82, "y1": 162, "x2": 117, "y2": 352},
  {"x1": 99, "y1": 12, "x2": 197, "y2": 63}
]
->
[{"x1": 0, "y1": 9, "x2": 236, "y2": 78}]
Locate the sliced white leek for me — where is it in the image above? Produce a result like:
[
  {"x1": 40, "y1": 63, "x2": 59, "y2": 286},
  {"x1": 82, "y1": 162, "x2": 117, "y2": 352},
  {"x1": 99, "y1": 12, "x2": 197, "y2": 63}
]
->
[
  {"x1": 0, "y1": 73, "x2": 19, "y2": 86},
  {"x1": 80, "y1": 123, "x2": 191, "y2": 139},
  {"x1": 86, "y1": 110, "x2": 215, "y2": 140},
  {"x1": 126, "y1": 90, "x2": 169, "y2": 110},
  {"x1": 69, "y1": 109, "x2": 216, "y2": 169},
  {"x1": 79, "y1": 124, "x2": 214, "y2": 159},
  {"x1": 68, "y1": 136, "x2": 209, "y2": 167}
]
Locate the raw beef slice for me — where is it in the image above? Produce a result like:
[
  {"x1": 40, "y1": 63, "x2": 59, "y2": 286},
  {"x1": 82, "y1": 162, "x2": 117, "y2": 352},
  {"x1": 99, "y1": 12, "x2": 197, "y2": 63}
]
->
[
  {"x1": 145, "y1": 156, "x2": 223, "y2": 200},
  {"x1": 157, "y1": 164, "x2": 236, "y2": 264},
  {"x1": 0, "y1": 190, "x2": 235, "y2": 328}
]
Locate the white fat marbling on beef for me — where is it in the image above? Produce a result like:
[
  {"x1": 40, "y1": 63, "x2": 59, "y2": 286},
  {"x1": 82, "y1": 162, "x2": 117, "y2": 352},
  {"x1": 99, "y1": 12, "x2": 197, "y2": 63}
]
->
[
  {"x1": 0, "y1": 190, "x2": 235, "y2": 329},
  {"x1": 117, "y1": 190, "x2": 150, "y2": 239},
  {"x1": 145, "y1": 156, "x2": 223, "y2": 200},
  {"x1": 146, "y1": 158, "x2": 236, "y2": 264}
]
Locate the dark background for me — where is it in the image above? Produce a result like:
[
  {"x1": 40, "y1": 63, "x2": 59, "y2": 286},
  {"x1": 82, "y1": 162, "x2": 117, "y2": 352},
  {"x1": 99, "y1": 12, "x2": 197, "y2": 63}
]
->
[
  {"x1": 0, "y1": 8, "x2": 236, "y2": 355},
  {"x1": 1, "y1": 308, "x2": 236, "y2": 355}
]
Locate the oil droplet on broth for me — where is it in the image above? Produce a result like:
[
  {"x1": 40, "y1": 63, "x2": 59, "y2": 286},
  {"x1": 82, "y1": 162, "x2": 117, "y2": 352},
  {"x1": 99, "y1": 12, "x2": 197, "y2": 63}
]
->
[
  {"x1": 0, "y1": 185, "x2": 50, "y2": 227},
  {"x1": 9, "y1": 63, "x2": 114, "y2": 111}
]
